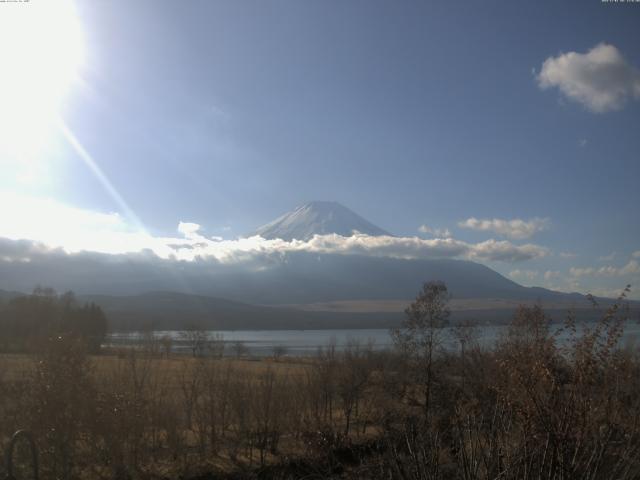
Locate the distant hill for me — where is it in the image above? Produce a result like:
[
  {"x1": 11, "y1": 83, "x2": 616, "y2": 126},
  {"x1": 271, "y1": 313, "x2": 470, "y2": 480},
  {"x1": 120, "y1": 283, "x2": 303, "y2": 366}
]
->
[
  {"x1": 0, "y1": 289, "x2": 23, "y2": 304},
  {"x1": 79, "y1": 290, "x2": 631, "y2": 332},
  {"x1": 79, "y1": 291, "x2": 401, "y2": 331},
  {"x1": 253, "y1": 201, "x2": 391, "y2": 240},
  {"x1": 1, "y1": 288, "x2": 634, "y2": 332}
]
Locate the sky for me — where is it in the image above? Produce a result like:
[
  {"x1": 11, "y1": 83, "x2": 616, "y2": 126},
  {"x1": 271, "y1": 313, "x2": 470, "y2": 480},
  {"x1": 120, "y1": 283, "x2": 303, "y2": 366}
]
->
[{"x1": 0, "y1": 0, "x2": 639, "y2": 299}]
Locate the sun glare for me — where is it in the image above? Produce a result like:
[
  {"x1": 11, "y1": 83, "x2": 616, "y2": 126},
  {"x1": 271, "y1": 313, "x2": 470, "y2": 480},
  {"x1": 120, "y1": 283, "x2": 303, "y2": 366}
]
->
[{"x1": 0, "y1": 0, "x2": 84, "y2": 170}]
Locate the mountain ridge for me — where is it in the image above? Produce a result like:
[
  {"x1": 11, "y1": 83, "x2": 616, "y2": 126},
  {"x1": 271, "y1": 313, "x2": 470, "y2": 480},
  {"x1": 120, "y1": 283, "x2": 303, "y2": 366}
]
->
[{"x1": 1, "y1": 287, "x2": 630, "y2": 332}]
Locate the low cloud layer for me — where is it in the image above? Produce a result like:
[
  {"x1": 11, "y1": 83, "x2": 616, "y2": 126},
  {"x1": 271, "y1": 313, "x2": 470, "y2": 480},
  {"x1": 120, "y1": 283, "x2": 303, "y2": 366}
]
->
[
  {"x1": 458, "y1": 217, "x2": 549, "y2": 240},
  {"x1": 298, "y1": 235, "x2": 547, "y2": 263},
  {"x1": 0, "y1": 227, "x2": 548, "y2": 266},
  {"x1": 537, "y1": 43, "x2": 640, "y2": 113},
  {"x1": 0, "y1": 193, "x2": 548, "y2": 265}
]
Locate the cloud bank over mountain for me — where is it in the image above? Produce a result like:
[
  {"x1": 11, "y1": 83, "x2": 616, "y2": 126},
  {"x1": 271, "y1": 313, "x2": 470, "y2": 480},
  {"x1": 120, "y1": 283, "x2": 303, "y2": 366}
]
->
[
  {"x1": 0, "y1": 193, "x2": 548, "y2": 265},
  {"x1": 2, "y1": 194, "x2": 636, "y2": 300},
  {"x1": 0, "y1": 223, "x2": 547, "y2": 267}
]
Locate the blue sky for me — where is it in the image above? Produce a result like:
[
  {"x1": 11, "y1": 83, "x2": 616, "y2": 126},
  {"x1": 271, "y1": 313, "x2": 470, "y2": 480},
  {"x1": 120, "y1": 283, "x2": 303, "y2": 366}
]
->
[{"x1": 0, "y1": 0, "x2": 639, "y2": 298}]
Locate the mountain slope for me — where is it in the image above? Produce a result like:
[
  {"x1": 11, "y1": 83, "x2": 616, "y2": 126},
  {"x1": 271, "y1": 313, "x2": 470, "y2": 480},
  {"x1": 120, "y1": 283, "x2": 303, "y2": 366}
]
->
[
  {"x1": 193, "y1": 252, "x2": 586, "y2": 304},
  {"x1": 254, "y1": 201, "x2": 391, "y2": 240}
]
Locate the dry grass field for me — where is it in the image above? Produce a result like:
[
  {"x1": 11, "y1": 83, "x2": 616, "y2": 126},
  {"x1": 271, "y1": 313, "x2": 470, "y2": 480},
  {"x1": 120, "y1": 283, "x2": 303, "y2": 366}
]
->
[
  {"x1": 2, "y1": 289, "x2": 640, "y2": 479},
  {"x1": 0, "y1": 345, "x2": 382, "y2": 479}
]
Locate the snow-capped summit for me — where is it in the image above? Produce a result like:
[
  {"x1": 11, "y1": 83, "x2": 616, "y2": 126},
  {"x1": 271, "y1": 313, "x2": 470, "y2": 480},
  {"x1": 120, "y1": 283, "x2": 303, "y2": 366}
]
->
[{"x1": 253, "y1": 201, "x2": 391, "y2": 241}]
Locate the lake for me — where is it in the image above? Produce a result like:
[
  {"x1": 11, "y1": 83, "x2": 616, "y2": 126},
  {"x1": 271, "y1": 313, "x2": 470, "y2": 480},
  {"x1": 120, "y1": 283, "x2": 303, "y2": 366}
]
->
[{"x1": 108, "y1": 320, "x2": 640, "y2": 356}]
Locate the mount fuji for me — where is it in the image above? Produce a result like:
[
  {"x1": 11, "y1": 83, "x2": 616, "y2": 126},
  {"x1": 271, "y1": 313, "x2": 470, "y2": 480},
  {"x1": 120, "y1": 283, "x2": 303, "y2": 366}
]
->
[{"x1": 253, "y1": 201, "x2": 391, "y2": 241}]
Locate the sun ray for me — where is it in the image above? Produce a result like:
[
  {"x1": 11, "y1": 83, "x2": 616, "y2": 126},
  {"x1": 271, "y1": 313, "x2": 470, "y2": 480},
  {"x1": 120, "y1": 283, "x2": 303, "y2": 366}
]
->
[
  {"x1": 56, "y1": 118, "x2": 148, "y2": 235},
  {"x1": 56, "y1": 118, "x2": 200, "y2": 295}
]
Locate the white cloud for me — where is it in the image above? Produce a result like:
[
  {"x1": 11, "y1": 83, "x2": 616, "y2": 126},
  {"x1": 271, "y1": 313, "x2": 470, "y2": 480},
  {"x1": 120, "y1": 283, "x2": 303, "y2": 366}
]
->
[
  {"x1": 544, "y1": 270, "x2": 561, "y2": 281},
  {"x1": 536, "y1": 269, "x2": 637, "y2": 300},
  {"x1": 570, "y1": 260, "x2": 640, "y2": 278},
  {"x1": 418, "y1": 224, "x2": 452, "y2": 238},
  {"x1": 569, "y1": 267, "x2": 595, "y2": 278},
  {"x1": 622, "y1": 260, "x2": 640, "y2": 275},
  {"x1": 299, "y1": 235, "x2": 547, "y2": 263},
  {"x1": 537, "y1": 43, "x2": 640, "y2": 113},
  {"x1": 586, "y1": 287, "x2": 634, "y2": 300},
  {"x1": 0, "y1": 192, "x2": 548, "y2": 265},
  {"x1": 458, "y1": 217, "x2": 549, "y2": 239},
  {"x1": 578, "y1": 138, "x2": 588, "y2": 148},
  {"x1": 598, "y1": 251, "x2": 616, "y2": 262},
  {"x1": 510, "y1": 269, "x2": 539, "y2": 280},
  {"x1": 559, "y1": 251, "x2": 577, "y2": 259},
  {"x1": 177, "y1": 222, "x2": 202, "y2": 238},
  {"x1": 468, "y1": 239, "x2": 548, "y2": 263},
  {"x1": 0, "y1": 191, "x2": 164, "y2": 256},
  {"x1": 633, "y1": 250, "x2": 640, "y2": 259}
]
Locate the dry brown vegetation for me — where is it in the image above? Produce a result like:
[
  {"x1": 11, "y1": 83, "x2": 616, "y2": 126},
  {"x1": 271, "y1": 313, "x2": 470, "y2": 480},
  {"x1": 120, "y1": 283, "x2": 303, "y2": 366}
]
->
[{"x1": 0, "y1": 283, "x2": 639, "y2": 479}]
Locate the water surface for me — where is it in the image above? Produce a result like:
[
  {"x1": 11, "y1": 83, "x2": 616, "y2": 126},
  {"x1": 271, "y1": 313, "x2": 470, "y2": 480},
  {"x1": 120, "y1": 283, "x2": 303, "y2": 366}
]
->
[{"x1": 108, "y1": 321, "x2": 640, "y2": 356}]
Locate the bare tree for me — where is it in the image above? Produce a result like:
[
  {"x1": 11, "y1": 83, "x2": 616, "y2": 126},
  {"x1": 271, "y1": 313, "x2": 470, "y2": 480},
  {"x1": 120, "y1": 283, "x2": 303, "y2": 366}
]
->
[
  {"x1": 140, "y1": 328, "x2": 159, "y2": 356},
  {"x1": 452, "y1": 319, "x2": 478, "y2": 391},
  {"x1": 159, "y1": 334, "x2": 173, "y2": 358},
  {"x1": 207, "y1": 332, "x2": 225, "y2": 358},
  {"x1": 272, "y1": 344, "x2": 288, "y2": 361},
  {"x1": 391, "y1": 281, "x2": 450, "y2": 419},
  {"x1": 309, "y1": 339, "x2": 338, "y2": 428},
  {"x1": 336, "y1": 339, "x2": 373, "y2": 436},
  {"x1": 180, "y1": 326, "x2": 210, "y2": 357},
  {"x1": 232, "y1": 340, "x2": 248, "y2": 359}
]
